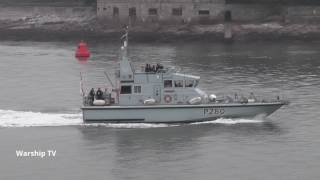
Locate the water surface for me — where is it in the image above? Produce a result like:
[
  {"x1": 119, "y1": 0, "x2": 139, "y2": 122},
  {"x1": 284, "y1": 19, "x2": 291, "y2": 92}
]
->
[{"x1": 0, "y1": 40, "x2": 319, "y2": 180}]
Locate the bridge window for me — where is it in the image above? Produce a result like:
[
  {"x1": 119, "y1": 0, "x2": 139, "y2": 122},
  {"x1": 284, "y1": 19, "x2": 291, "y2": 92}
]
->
[
  {"x1": 172, "y1": 8, "x2": 182, "y2": 16},
  {"x1": 164, "y1": 80, "x2": 172, "y2": 88},
  {"x1": 185, "y1": 80, "x2": 194, "y2": 87},
  {"x1": 174, "y1": 80, "x2": 183, "y2": 88},
  {"x1": 149, "y1": 8, "x2": 158, "y2": 15},
  {"x1": 134, "y1": 86, "x2": 141, "y2": 93},
  {"x1": 198, "y1": 10, "x2": 210, "y2": 15},
  {"x1": 120, "y1": 85, "x2": 131, "y2": 94}
]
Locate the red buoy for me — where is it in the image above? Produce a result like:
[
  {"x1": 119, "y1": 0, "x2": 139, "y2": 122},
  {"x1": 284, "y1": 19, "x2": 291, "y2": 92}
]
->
[{"x1": 75, "y1": 41, "x2": 90, "y2": 63}]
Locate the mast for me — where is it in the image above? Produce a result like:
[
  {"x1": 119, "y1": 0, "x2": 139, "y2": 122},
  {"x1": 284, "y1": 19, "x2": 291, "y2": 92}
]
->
[
  {"x1": 120, "y1": 26, "x2": 129, "y2": 61},
  {"x1": 119, "y1": 25, "x2": 134, "y2": 82}
]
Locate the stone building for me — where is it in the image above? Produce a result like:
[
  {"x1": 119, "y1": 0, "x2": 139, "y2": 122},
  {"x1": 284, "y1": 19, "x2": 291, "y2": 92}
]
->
[
  {"x1": 97, "y1": 0, "x2": 320, "y2": 24},
  {"x1": 97, "y1": 0, "x2": 226, "y2": 24}
]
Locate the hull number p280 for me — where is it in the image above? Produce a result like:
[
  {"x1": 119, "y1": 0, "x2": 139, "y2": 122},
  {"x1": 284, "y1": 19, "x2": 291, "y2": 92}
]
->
[{"x1": 204, "y1": 108, "x2": 225, "y2": 116}]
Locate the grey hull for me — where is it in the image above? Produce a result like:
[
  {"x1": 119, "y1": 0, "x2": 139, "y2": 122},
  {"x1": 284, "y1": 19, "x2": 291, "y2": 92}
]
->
[{"x1": 82, "y1": 102, "x2": 284, "y2": 123}]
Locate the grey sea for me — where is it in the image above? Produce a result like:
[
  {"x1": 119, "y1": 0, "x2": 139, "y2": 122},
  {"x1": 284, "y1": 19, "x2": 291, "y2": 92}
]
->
[{"x1": 0, "y1": 40, "x2": 320, "y2": 180}]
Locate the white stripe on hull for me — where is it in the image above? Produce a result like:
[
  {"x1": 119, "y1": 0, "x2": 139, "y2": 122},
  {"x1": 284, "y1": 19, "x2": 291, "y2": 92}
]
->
[{"x1": 82, "y1": 103, "x2": 284, "y2": 123}]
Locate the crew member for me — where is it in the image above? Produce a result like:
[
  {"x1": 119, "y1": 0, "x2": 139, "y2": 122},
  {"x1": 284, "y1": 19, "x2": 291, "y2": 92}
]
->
[
  {"x1": 89, "y1": 88, "x2": 95, "y2": 105},
  {"x1": 145, "y1": 64, "x2": 148, "y2": 72},
  {"x1": 96, "y1": 88, "x2": 103, "y2": 100}
]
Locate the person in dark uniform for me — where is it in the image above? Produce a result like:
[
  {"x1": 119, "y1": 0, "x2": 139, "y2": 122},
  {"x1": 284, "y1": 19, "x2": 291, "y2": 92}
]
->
[
  {"x1": 145, "y1": 64, "x2": 148, "y2": 72},
  {"x1": 89, "y1": 88, "x2": 95, "y2": 105},
  {"x1": 96, "y1": 88, "x2": 103, "y2": 100}
]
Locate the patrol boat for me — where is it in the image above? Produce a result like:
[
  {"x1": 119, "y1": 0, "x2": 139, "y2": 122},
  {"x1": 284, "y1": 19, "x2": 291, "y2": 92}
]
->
[{"x1": 81, "y1": 29, "x2": 288, "y2": 123}]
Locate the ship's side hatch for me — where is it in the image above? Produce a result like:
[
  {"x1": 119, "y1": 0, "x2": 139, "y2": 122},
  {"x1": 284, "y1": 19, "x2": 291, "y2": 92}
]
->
[{"x1": 153, "y1": 85, "x2": 161, "y2": 103}]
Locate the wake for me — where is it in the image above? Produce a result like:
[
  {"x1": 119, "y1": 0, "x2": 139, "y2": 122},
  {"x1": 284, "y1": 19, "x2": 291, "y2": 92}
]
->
[
  {"x1": 191, "y1": 118, "x2": 263, "y2": 125},
  {"x1": 0, "y1": 109, "x2": 263, "y2": 128},
  {"x1": 0, "y1": 109, "x2": 82, "y2": 127}
]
